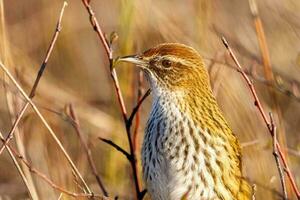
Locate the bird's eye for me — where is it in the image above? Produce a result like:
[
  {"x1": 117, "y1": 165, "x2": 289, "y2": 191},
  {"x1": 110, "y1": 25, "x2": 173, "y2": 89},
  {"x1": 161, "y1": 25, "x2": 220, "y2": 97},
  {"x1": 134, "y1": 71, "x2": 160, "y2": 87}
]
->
[{"x1": 161, "y1": 59, "x2": 172, "y2": 68}]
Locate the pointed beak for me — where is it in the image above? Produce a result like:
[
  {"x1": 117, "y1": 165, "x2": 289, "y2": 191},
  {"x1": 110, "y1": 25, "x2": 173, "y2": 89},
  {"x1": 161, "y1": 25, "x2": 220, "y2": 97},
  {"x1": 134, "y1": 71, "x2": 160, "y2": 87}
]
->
[{"x1": 118, "y1": 54, "x2": 148, "y2": 67}]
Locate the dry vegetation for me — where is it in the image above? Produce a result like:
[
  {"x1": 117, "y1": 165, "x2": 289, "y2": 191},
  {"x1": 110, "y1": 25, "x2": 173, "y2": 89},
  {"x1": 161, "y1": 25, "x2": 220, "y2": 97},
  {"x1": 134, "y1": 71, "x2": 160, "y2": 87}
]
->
[{"x1": 0, "y1": 0, "x2": 300, "y2": 199}]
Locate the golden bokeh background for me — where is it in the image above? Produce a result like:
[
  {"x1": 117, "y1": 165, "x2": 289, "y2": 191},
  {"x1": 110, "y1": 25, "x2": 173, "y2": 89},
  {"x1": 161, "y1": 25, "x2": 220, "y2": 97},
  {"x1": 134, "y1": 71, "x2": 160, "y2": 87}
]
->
[{"x1": 0, "y1": 0, "x2": 299, "y2": 199}]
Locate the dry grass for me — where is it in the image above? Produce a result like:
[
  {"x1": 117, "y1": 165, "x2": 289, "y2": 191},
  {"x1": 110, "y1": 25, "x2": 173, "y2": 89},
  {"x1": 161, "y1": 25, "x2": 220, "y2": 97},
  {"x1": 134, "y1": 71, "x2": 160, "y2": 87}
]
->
[{"x1": 0, "y1": 0, "x2": 300, "y2": 199}]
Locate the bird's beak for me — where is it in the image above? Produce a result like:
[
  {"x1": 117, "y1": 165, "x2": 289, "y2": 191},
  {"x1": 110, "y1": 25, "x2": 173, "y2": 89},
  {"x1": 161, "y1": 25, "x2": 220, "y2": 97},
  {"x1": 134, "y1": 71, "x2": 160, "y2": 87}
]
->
[{"x1": 118, "y1": 54, "x2": 148, "y2": 67}]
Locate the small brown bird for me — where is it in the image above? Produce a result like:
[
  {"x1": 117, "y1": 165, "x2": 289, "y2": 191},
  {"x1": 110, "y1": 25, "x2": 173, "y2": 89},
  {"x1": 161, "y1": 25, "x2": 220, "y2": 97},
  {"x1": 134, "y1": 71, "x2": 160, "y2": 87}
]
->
[{"x1": 119, "y1": 43, "x2": 251, "y2": 200}]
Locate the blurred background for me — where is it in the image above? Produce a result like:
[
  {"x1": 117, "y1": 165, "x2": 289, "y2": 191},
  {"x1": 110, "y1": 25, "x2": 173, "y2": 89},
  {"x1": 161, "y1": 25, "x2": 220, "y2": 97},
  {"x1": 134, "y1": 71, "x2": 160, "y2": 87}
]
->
[{"x1": 0, "y1": 0, "x2": 300, "y2": 199}]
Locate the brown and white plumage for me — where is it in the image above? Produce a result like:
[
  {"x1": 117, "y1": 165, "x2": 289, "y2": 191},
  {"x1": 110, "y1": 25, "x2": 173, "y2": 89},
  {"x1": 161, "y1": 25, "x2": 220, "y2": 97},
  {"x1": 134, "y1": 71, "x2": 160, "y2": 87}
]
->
[{"x1": 120, "y1": 43, "x2": 251, "y2": 200}]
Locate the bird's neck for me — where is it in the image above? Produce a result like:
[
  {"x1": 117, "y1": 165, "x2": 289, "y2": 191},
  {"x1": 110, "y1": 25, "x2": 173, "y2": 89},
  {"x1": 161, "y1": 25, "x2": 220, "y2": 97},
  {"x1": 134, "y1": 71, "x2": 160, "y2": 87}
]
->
[
  {"x1": 152, "y1": 87, "x2": 227, "y2": 132},
  {"x1": 152, "y1": 86, "x2": 240, "y2": 154}
]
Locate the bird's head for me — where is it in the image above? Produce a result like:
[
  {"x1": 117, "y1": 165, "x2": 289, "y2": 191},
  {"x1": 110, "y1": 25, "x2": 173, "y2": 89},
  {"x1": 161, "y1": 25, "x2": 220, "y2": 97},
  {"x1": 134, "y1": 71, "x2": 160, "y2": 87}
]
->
[{"x1": 119, "y1": 43, "x2": 211, "y2": 96}]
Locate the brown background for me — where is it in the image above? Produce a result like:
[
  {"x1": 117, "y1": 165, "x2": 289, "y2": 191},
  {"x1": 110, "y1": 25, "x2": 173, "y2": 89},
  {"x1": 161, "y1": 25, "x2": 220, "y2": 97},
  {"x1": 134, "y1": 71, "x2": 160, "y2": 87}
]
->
[{"x1": 0, "y1": 0, "x2": 300, "y2": 199}]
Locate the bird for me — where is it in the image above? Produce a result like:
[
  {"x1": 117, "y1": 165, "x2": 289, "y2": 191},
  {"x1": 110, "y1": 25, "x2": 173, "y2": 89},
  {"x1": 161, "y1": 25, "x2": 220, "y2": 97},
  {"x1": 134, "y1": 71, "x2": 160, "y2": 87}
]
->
[{"x1": 119, "y1": 43, "x2": 252, "y2": 200}]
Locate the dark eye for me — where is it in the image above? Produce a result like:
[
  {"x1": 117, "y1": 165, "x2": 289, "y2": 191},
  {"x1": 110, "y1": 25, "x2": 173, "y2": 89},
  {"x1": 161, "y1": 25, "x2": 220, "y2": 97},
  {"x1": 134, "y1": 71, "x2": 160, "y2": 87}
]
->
[{"x1": 161, "y1": 59, "x2": 172, "y2": 68}]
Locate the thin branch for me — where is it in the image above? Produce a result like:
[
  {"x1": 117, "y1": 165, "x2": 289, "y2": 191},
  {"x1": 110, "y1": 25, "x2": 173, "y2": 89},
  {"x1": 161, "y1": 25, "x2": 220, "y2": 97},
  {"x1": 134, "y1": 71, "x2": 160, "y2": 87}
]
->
[
  {"x1": 0, "y1": 1, "x2": 95, "y2": 195},
  {"x1": 99, "y1": 137, "x2": 132, "y2": 161},
  {"x1": 0, "y1": 131, "x2": 34, "y2": 199},
  {"x1": 0, "y1": 103, "x2": 28, "y2": 155},
  {"x1": 29, "y1": 1, "x2": 67, "y2": 99},
  {"x1": 140, "y1": 189, "x2": 147, "y2": 200},
  {"x1": 0, "y1": 53, "x2": 92, "y2": 195},
  {"x1": 4, "y1": 77, "x2": 39, "y2": 200},
  {"x1": 133, "y1": 71, "x2": 144, "y2": 151},
  {"x1": 277, "y1": 146, "x2": 300, "y2": 199},
  {"x1": 222, "y1": 37, "x2": 300, "y2": 199},
  {"x1": 270, "y1": 113, "x2": 288, "y2": 200},
  {"x1": 204, "y1": 56, "x2": 300, "y2": 103},
  {"x1": 81, "y1": 0, "x2": 110, "y2": 58},
  {"x1": 80, "y1": 1, "x2": 147, "y2": 199},
  {"x1": 68, "y1": 104, "x2": 108, "y2": 196},
  {"x1": 0, "y1": 1, "x2": 93, "y2": 195},
  {"x1": 213, "y1": 23, "x2": 300, "y2": 105},
  {"x1": 249, "y1": 2, "x2": 290, "y2": 197},
  {"x1": 127, "y1": 89, "x2": 151, "y2": 129},
  {"x1": 0, "y1": 2, "x2": 94, "y2": 196},
  {"x1": 0, "y1": 138, "x2": 109, "y2": 200},
  {"x1": 132, "y1": 71, "x2": 145, "y2": 192},
  {"x1": 81, "y1": 0, "x2": 127, "y2": 121},
  {"x1": 222, "y1": 37, "x2": 270, "y2": 126},
  {"x1": 0, "y1": 1, "x2": 67, "y2": 154}
]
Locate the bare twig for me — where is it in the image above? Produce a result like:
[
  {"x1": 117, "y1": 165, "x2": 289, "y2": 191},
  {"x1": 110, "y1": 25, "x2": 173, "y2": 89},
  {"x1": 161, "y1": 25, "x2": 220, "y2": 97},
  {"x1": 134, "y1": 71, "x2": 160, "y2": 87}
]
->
[
  {"x1": 128, "y1": 89, "x2": 151, "y2": 128},
  {"x1": 132, "y1": 72, "x2": 146, "y2": 191},
  {"x1": 0, "y1": 138, "x2": 109, "y2": 200},
  {"x1": 133, "y1": 71, "x2": 144, "y2": 151},
  {"x1": 0, "y1": 1, "x2": 67, "y2": 154},
  {"x1": 204, "y1": 56, "x2": 300, "y2": 102},
  {"x1": 81, "y1": 0, "x2": 127, "y2": 120},
  {"x1": 99, "y1": 137, "x2": 131, "y2": 161},
  {"x1": 81, "y1": 0, "x2": 110, "y2": 58},
  {"x1": 270, "y1": 113, "x2": 288, "y2": 200},
  {"x1": 222, "y1": 37, "x2": 300, "y2": 199},
  {"x1": 0, "y1": 2, "x2": 95, "y2": 195},
  {"x1": 68, "y1": 104, "x2": 108, "y2": 196},
  {"x1": 248, "y1": 1, "x2": 289, "y2": 197},
  {"x1": 80, "y1": 1, "x2": 150, "y2": 199},
  {"x1": 29, "y1": 2, "x2": 67, "y2": 99},
  {"x1": 4, "y1": 80, "x2": 39, "y2": 200},
  {"x1": 0, "y1": 56, "x2": 92, "y2": 195},
  {"x1": 212, "y1": 26, "x2": 300, "y2": 103},
  {"x1": 0, "y1": 102, "x2": 27, "y2": 155},
  {"x1": 140, "y1": 189, "x2": 147, "y2": 200},
  {"x1": 0, "y1": 131, "x2": 34, "y2": 199},
  {"x1": 0, "y1": 1, "x2": 93, "y2": 195}
]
